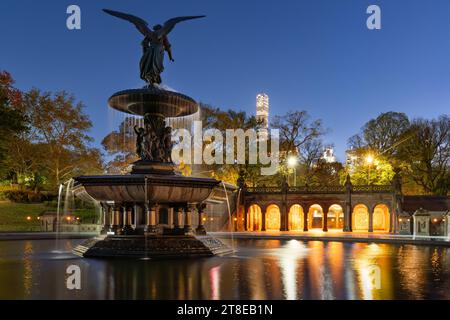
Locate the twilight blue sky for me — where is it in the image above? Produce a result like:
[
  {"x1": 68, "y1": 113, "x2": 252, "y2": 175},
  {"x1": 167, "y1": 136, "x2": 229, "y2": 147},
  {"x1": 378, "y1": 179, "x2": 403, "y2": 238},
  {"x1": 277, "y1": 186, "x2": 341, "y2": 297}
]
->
[{"x1": 1, "y1": 0, "x2": 450, "y2": 161}]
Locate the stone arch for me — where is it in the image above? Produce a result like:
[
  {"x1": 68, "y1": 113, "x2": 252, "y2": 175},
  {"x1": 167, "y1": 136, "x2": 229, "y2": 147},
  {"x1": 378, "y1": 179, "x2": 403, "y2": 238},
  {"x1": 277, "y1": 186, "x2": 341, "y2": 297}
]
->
[
  {"x1": 327, "y1": 204, "x2": 344, "y2": 230},
  {"x1": 353, "y1": 204, "x2": 369, "y2": 232},
  {"x1": 288, "y1": 204, "x2": 304, "y2": 231},
  {"x1": 308, "y1": 204, "x2": 324, "y2": 229},
  {"x1": 247, "y1": 204, "x2": 262, "y2": 231},
  {"x1": 373, "y1": 204, "x2": 390, "y2": 232},
  {"x1": 266, "y1": 204, "x2": 281, "y2": 231}
]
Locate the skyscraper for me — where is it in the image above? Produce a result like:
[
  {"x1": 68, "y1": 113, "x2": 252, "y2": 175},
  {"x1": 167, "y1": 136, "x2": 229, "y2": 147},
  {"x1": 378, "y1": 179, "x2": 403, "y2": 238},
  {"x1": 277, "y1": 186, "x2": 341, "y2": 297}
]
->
[{"x1": 256, "y1": 93, "x2": 269, "y2": 128}]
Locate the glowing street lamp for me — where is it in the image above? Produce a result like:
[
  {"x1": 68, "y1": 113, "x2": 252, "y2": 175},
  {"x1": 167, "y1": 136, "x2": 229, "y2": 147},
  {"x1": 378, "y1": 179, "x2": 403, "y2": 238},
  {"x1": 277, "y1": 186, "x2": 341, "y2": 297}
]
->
[
  {"x1": 365, "y1": 154, "x2": 375, "y2": 184},
  {"x1": 287, "y1": 155, "x2": 298, "y2": 187}
]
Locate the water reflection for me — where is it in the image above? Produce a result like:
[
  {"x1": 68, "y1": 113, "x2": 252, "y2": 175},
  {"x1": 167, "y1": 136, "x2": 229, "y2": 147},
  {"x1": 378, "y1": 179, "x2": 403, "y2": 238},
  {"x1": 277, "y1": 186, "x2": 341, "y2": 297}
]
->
[{"x1": 0, "y1": 239, "x2": 450, "y2": 299}]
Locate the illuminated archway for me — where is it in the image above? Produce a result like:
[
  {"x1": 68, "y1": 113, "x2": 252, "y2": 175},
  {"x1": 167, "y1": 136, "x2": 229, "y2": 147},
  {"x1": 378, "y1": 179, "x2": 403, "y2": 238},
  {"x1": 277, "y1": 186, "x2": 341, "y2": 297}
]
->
[
  {"x1": 266, "y1": 204, "x2": 281, "y2": 231},
  {"x1": 328, "y1": 204, "x2": 344, "y2": 230},
  {"x1": 288, "y1": 204, "x2": 304, "y2": 231},
  {"x1": 308, "y1": 204, "x2": 323, "y2": 229},
  {"x1": 373, "y1": 204, "x2": 390, "y2": 232},
  {"x1": 247, "y1": 204, "x2": 262, "y2": 231},
  {"x1": 353, "y1": 204, "x2": 369, "y2": 232}
]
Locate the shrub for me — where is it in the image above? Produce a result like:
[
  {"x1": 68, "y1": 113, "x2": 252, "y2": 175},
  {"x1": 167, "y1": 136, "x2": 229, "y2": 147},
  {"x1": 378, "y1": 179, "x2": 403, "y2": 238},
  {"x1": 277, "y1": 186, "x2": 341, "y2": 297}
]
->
[{"x1": 1, "y1": 190, "x2": 43, "y2": 203}]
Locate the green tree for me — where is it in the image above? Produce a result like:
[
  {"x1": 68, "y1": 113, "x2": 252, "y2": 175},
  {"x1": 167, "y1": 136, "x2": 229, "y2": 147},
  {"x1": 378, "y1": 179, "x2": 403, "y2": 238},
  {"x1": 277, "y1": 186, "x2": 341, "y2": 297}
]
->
[
  {"x1": 348, "y1": 112, "x2": 410, "y2": 160},
  {"x1": 399, "y1": 116, "x2": 449, "y2": 195},
  {"x1": 22, "y1": 89, "x2": 103, "y2": 188}
]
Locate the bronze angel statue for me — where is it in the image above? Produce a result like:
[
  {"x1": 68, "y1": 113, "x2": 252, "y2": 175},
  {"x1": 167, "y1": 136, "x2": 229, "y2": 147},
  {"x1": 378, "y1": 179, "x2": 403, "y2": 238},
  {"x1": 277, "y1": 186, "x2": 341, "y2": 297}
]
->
[{"x1": 103, "y1": 9, "x2": 205, "y2": 86}]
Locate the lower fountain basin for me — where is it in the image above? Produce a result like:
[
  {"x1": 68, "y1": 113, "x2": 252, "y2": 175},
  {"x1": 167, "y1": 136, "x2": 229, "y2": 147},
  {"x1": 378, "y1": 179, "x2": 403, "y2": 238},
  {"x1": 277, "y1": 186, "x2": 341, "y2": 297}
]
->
[{"x1": 73, "y1": 234, "x2": 233, "y2": 259}]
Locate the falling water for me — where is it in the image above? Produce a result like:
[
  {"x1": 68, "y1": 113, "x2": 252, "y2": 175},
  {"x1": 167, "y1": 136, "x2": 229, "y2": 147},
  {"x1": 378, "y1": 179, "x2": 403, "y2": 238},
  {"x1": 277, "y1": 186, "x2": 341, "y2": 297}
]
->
[
  {"x1": 141, "y1": 176, "x2": 151, "y2": 260},
  {"x1": 53, "y1": 183, "x2": 64, "y2": 253},
  {"x1": 221, "y1": 181, "x2": 235, "y2": 253},
  {"x1": 63, "y1": 178, "x2": 75, "y2": 217}
]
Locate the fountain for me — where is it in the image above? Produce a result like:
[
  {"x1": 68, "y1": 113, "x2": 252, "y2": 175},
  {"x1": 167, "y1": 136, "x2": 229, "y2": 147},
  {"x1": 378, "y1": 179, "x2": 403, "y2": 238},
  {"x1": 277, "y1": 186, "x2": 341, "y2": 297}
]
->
[{"x1": 72, "y1": 8, "x2": 236, "y2": 259}]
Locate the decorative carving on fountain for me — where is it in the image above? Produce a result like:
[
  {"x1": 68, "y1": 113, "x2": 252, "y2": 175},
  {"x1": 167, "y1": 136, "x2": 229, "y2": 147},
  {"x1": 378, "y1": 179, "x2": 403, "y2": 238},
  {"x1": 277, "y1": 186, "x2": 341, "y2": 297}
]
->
[{"x1": 134, "y1": 114, "x2": 173, "y2": 163}]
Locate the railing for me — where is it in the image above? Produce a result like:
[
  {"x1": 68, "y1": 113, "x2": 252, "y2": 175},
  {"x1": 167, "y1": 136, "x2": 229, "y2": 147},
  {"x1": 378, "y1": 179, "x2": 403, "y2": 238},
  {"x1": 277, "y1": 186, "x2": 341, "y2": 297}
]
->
[
  {"x1": 288, "y1": 185, "x2": 346, "y2": 194},
  {"x1": 352, "y1": 185, "x2": 393, "y2": 193},
  {"x1": 245, "y1": 184, "x2": 392, "y2": 194},
  {"x1": 245, "y1": 187, "x2": 283, "y2": 194}
]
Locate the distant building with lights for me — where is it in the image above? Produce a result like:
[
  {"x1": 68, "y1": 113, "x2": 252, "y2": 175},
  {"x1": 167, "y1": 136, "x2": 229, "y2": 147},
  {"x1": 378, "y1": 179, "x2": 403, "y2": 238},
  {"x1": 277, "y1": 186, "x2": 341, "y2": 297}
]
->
[
  {"x1": 256, "y1": 93, "x2": 269, "y2": 129},
  {"x1": 322, "y1": 146, "x2": 336, "y2": 163},
  {"x1": 345, "y1": 148, "x2": 358, "y2": 171}
]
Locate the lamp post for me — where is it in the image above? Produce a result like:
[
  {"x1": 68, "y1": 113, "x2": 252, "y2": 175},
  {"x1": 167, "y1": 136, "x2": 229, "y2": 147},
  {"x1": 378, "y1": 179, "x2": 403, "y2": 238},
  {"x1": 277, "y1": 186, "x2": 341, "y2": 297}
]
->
[
  {"x1": 365, "y1": 154, "x2": 374, "y2": 185},
  {"x1": 287, "y1": 155, "x2": 298, "y2": 187}
]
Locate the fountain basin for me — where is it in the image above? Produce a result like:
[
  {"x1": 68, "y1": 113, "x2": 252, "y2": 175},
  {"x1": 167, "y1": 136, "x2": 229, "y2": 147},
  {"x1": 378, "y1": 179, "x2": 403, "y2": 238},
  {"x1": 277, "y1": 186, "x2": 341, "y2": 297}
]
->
[
  {"x1": 108, "y1": 87, "x2": 198, "y2": 117},
  {"x1": 73, "y1": 174, "x2": 225, "y2": 204}
]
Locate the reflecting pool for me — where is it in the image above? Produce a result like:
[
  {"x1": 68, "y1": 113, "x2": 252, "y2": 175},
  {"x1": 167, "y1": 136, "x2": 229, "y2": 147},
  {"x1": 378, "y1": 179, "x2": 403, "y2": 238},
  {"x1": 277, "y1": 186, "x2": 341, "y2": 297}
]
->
[{"x1": 0, "y1": 238, "x2": 449, "y2": 299}]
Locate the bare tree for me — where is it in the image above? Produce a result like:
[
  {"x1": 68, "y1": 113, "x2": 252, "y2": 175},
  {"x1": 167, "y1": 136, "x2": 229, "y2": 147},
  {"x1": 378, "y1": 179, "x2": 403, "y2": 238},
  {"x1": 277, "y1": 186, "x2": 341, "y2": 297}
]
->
[{"x1": 272, "y1": 111, "x2": 325, "y2": 155}]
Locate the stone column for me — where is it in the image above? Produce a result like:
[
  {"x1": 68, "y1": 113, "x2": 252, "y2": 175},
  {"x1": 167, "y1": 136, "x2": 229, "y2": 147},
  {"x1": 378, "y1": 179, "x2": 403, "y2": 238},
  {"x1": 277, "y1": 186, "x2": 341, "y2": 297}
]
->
[
  {"x1": 133, "y1": 203, "x2": 144, "y2": 235},
  {"x1": 243, "y1": 205, "x2": 248, "y2": 231},
  {"x1": 323, "y1": 211, "x2": 328, "y2": 232},
  {"x1": 343, "y1": 174, "x2": 352, "y2": 232},
  {"x1": 167, "y1": 207, "x2": 174, "y2": 229},
  {"x1": 184, "y1": 205, "x2": 193, "y2": 234},
  {"x1": 112, "y1": 204, "x2": 122, "y2": 234},
  {"x1": 280, "y1": 197, "x2": 288, "y2": 231},
  {"x1": 122, "y1": 205, "x2": 134, "y2": 235},
  {"x1": 174, "y1": 207, "x2": 183, "y2": 230},
  {"x1": 343, "y1": 203, "x2": 352, "y2": 232},
  {"x1": 144, "y1": 204, "x2": 157, "y2": 233},
  {"x1": 196, "y1": 204, "x2": 207, "y2": 235},
  {"x1": 261, "y1": 206, "x2": 266, "y2": 232},
  {"x1": 368, "y1": 209, "x2": 374, "y2": 232},
  {"x1": 303, "y1": 209, "x2": 309, "y2": 232},
  {"x1": 101, "y1": 204, "x2": 110, "y2": 235}
]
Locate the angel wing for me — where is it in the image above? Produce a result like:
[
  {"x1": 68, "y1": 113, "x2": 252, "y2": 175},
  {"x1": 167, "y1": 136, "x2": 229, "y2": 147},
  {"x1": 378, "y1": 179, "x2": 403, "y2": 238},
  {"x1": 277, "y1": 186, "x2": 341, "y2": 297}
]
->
[
  {"x1": 156, "y1": 16, "x2": 206, "y2": 38},
  {"x1": 103, "y1": 9, "x2": 152, "y2": 36}
]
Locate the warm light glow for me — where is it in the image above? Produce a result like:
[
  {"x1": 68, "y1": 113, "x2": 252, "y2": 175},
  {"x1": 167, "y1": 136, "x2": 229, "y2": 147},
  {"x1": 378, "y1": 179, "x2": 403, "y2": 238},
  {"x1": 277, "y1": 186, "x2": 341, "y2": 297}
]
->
[
  {"x1": 287, "y1": 155, "x2": 298, "y2": 167},
  {"x1": 233, "y1": 217, "x2": 237, "y2": 221},
  {"x1": 399, "y1": 218, "x2": 403, "y2": 222},
  {"x1": 433, "y1": 218, "x2": 438, "y2": 223},
  {"x1": 266, "y1": 204, "x2": 281, "y2": 231},
  {"x1": 202, "y1": 217, "x2": 207, "y2": 222},
  {"x1": 366, "y1": 154, "x2": 374, "y2": 165},
  {"x1": 26, "y1": 216, "x2": 31, "y2": 221},
  {"x1": 37, "y1": 217, "x2": 40, "y2": 220},
  {"x1": 66, "y1": 216, "x2": 71, "y2": 221},
  {"x1": 76, "y1": 217, "x2": 80, "y2": 220}
]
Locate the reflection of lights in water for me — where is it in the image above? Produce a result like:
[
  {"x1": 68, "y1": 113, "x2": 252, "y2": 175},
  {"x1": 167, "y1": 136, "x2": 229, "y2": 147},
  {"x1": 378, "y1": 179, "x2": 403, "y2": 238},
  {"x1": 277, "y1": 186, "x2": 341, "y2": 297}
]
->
[
  {"x1": 353, "y1": 244, "x2": 386, "y2": 300},
  {"x1": 23, "y1": 241, "x2": 34, "y2": 297},
  {"x1": 279, "y1": 240, "x2": 305, "y2": 300},
  {"x1": 209, "y1": 266, "x2": 220, "y2": 300}
]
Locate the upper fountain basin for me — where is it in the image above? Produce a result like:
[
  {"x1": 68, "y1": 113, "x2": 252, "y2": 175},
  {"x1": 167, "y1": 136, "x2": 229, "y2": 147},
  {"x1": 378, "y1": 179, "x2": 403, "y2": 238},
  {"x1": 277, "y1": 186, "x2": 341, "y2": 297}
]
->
[{"x1": 108, "y1": 87, "x2": 198, "y2": 117}]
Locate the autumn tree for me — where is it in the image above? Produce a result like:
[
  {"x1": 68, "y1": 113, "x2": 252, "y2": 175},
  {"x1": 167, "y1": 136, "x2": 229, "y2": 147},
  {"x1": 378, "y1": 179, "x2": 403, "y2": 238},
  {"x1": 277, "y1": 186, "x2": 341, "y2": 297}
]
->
[
  {"x1": 101, "y1": 118, "x2": 139, "y2": 173},
  {"x1": 0, "y1": 71, "x2": 27, "y2": 176}
]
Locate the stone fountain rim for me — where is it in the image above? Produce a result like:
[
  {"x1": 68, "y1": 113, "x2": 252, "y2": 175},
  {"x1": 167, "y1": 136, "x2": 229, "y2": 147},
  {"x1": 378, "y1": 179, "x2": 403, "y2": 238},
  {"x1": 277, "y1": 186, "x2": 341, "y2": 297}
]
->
[
  {"x1": 73, "y1": 174, "x2": 238, "y2": 190},
  {"x1": 107, "y1": 87, "x2": 198, "y2": 117}
]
